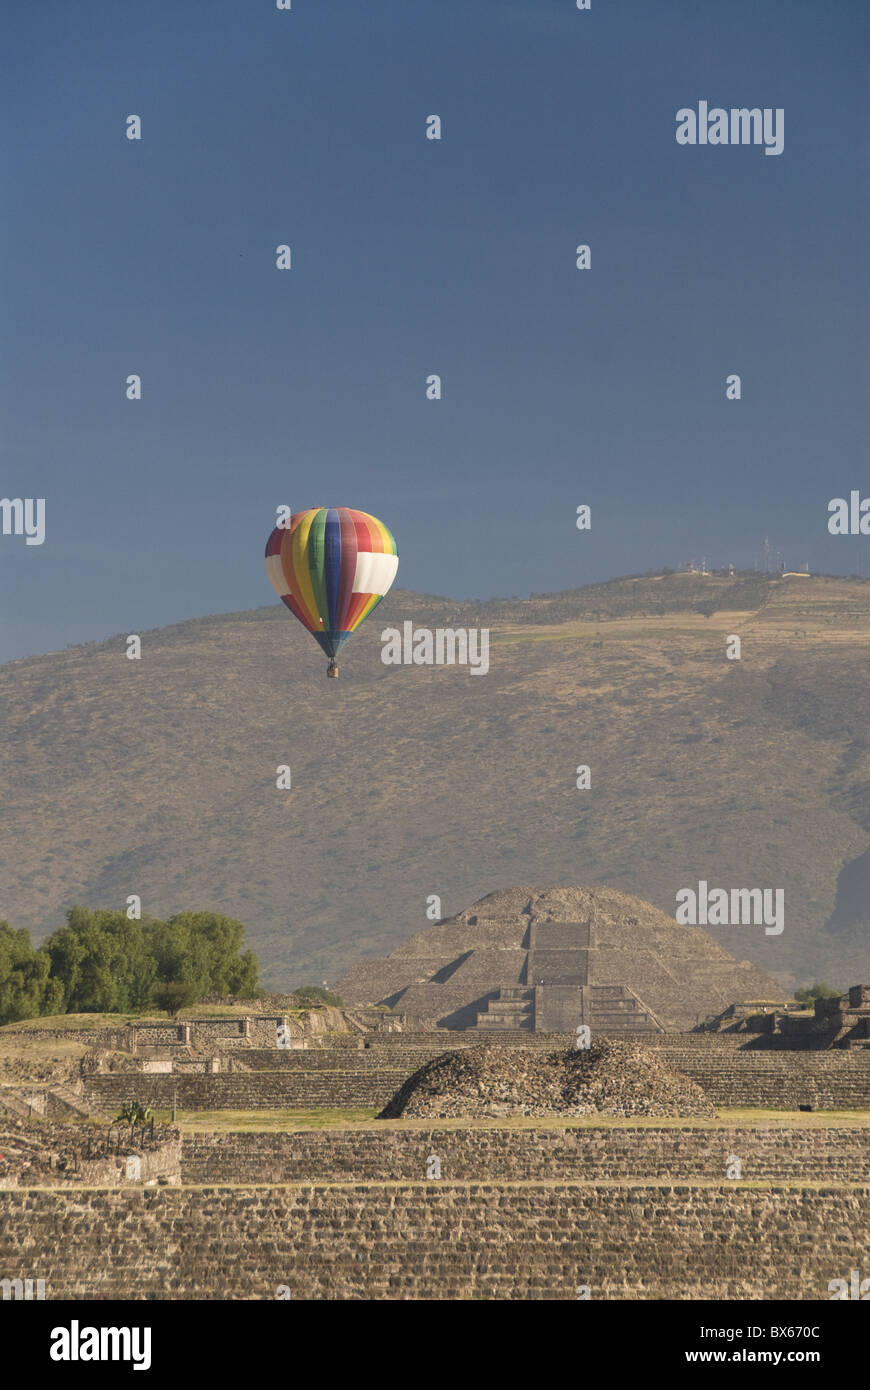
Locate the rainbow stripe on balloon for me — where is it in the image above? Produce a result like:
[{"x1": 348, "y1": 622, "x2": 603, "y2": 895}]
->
[{"x1": 265, "y1": 507, "x2": 399, "y2": 659}]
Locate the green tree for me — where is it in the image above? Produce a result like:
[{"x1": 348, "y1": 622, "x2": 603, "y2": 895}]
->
[
  {"x1": 795, "y1": 982, "x2": 840, "y2": 1005},
  {"x1": 153, "y1": 912, "x2": 259, "y2": 999},
  {"x1": 41, "y1": 906, "x2": 259, "y2": 1016},
  {"x1": 292, "y1": 985, "x2": 343, "y2": 1008},
  {"x1": 152, "y1": 980, "x2": 200, "y2": 1016},
  {"x1": 0, "y1": 922, "x2": 64, "y2": 1025},
  {"x1": 45, "y1": 908, "x2": 159, "y2": 1013}
]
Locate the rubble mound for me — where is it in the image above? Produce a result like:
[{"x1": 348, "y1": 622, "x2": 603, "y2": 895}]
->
[{"x1": 379, "y1": 1039, "x2": 716, "y2": 1119}]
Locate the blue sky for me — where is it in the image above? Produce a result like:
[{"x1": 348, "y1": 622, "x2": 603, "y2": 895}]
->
[{"x1": 1, "y1": 0, "x2": 867, "y2": 661}]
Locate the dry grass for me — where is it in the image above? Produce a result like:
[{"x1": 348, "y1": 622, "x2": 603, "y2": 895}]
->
[
  {"x1": 160, "y1": 1108, "x2": 379, "y2": 1133},
  {"x1": 164, "y1": 1107, "x2": 870, "y2": 1134},
  {"x1": 2, "y1": 573, "x2": 868, "y2": 991},
  {"x1": 0, "y1": 1014, "x2": 141, "y2": 1033},
  {"x1": 0, "y1": 1036, "x2": 91, "y2": 1085}
]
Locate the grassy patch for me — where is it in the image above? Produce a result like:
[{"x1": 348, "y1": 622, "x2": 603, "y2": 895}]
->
[
  {"x1": 0, "y1": 1005, "x2": 328, "y2": 1032},
  {"x1": 714, "y1": 1108, "x2": 870, "y2": 1127},
  {"x1": 154, "y1": 1108, "x2": 379, "y2": 1133},
  {"x1": 151, "y1": 1107, "x2": 870, "y2": 1135},
  {"x1": 495, "y1": 613, "x2": 762, "y2": 645},
  {"x1": 0, "y1": 1014, "x2": 144, "y2": 1033},
  {"x1": 363, "y1": 1110, "x2": 870, "y2": 1131},
  {"x1": 0, "y1": 1037, "x2": 89, "y2": 1059},
  {"x1": 175, "y1": 1004, "x2": 311, "y2": 1020}
]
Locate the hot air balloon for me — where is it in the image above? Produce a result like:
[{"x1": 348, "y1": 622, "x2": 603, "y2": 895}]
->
[{"x1": 265, "y1": 506, "x2": 398, "y2": 677}]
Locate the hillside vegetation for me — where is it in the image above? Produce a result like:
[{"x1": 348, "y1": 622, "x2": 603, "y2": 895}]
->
[{"x1": 2, "y1": 572, "x2": 868, "y2": 992}]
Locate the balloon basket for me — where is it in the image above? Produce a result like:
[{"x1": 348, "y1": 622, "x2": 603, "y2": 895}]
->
[{"x1": 327, "y1": 662, "x2": 339, "y2": 679}]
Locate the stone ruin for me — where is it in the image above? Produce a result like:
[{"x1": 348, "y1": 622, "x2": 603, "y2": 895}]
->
[
  {"x1": 378, "y1": 1039, "x2": 716, "y2": 1119},
  {"x1": 705, "y1": 983, "x2": 870, "y2": 1050},
  {"x1": 337, "y1": 884, "x2": 783, "y2": 1032}
]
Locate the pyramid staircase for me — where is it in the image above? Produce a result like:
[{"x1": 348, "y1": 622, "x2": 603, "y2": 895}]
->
[
  {"x1": 579, "y1": 984, "x2": 663, "y2": 1034},
  {"x1": 474, "y1": 916, "x2": 663, "y2": 1034},
  {"x1": 476, "y1": 987, "x2": 535, "y2": 1031},
  {"x1": 475, "y1": 984, "x2": 662, "y2": 1035}
]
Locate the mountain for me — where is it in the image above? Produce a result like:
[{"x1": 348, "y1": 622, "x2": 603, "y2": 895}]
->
[{"x1": 2, "y1": 572, "x2": 868, "y2": 993}]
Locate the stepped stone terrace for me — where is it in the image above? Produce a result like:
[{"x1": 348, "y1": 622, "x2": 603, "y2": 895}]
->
[{"x1": 336, "y1": 885, "x2": 784, "y2": 1032}]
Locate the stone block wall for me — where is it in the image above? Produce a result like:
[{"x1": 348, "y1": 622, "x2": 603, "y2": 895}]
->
[
  {"x1": 0, "y1": 1120, "x2": 181, "y2": 1190},
  {"x1": 653, "y1": 1048, "x2": 870, "y2": 1109},
  {"x1": 180, "y1": 1126, "x2": 870, "y2": 1186},
  {"x1": 1, "y1": 1186, "x2": 866, "y2": 1299},
  {"x1": 4, "y1": 1027, "x2": 129, "y2": 1049},
  {"x1": 50, "y1": 1138, "x2": 182, "y2": 1189},
  {"x1": 534, "y1": 987, "x2": 583, "y2": 1032},
  {"x1": 232, "y1": 1047, "x2": 469, "y2": 1071},
  {"x1": 131, "y1": 1024, "x2": 187, "y2": 1047},
  {"x1": 323, "y1": 1030, "x2": 571, "y2": 1047},
  {"x1": 83, "y1": 1071, "x2": 405, "y2": 1110},
  {"x1": 82, "y1": 1046, "x2": 870, "y2": 1110}
]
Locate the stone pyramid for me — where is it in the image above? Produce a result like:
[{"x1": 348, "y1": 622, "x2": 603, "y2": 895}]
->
[{"x1": 336, "y1": 884, "x2": 784, "y2": 1031}]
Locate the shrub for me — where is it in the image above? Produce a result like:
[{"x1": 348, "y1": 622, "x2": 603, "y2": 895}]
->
[
  {"x1": 794, "y1": 982, "x2": 840, "y2": 1005},
  {"x1": 116, "y1": 1100, "x2": 152, "y2": 1128},
  {"x1": 291, "y1": 985, "x2": 343, "y2": 1008}
]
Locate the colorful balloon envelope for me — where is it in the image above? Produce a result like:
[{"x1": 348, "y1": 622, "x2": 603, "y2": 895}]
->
[{"x1": 265, "y1": 507, "x2": 398, "y2": 676}]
